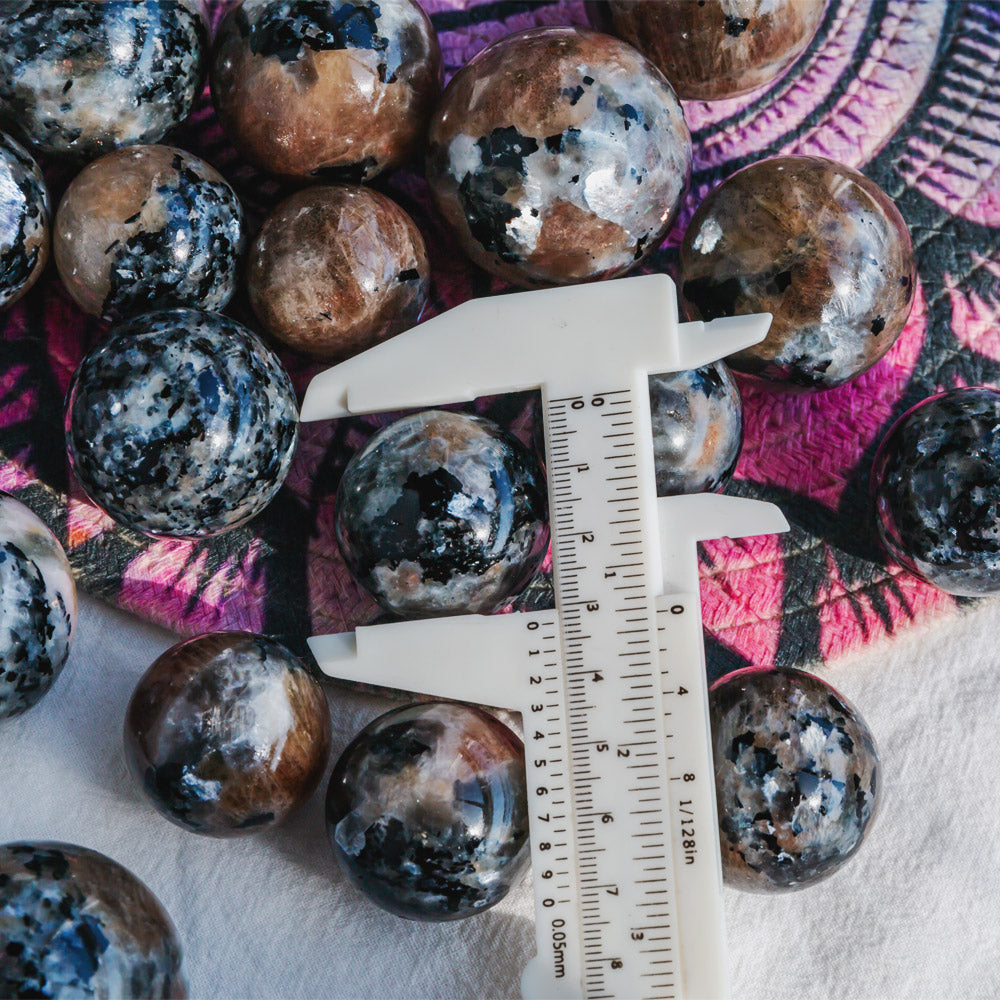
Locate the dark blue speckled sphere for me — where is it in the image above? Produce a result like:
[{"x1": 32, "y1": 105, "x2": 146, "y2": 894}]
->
[
  {"x1": 65, "y1": 308, "x2": 298, "y2": 539},
  {"x1": 649, "y1": 361, "x2": 743, "y2": 496},
  {"x1": 54, "y1": 145, "x2": 245, "y2": 322},
  {"x1": 0, "y1": 493, "x2": 76, "y2": 721},
  {"x1": 0, "y1": 841, "x2": 186, "y2": 998},
  {"x1": 0, "y1": 0, "x2": 208, "y2": 159},
  {"x1": 326, "y1": 701, "x2": 530, "y2": 921},
  {"x1": 335, "y1": 409, "x2": 549, "y2": 618},
  {"x1": 710, "y1": 666, "x2": 880, "y2": 892},
  {"x1": 872, "y1": 386, "x2": 1000, "y2": 596},
  {"x1": 0, "y1": 130, "x2": 49, "y2": 310}
]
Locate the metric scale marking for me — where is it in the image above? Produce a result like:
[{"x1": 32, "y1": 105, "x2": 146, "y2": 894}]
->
[{"x1": 301, "y1": 274, "x2": 789, "y2": 1000}]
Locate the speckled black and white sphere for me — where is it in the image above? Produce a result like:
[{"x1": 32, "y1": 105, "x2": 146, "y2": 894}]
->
[
  {"x1": 65, "y1": 308, "x2": 298, "y2": 539},
  {"x1": 426, "y1": 26, "x2": 691, "y2": 287},
  {"x1": 0, "y1": 0, "x2": 208, "y2": 159},
  {"x1": 649, "y1": 362, "x2": 743, "y2": 496},
  {"x1": 125, "y1": 632, "x2": 331, "y2": 837},
  {"x1": 326, "y1": 701, "x2": 530, "y2": 921},
  {"x1": 0, "y1": 131, "x2": 50, "y2": 310},
  {"x1": 0, "y1": 841, "x2": 186, "y2": 998},
  {"x1": 872, "y1": 387, "x2": 1000, "y2": 596},
  {"x1": 0, "y1": 493, "x2": 76, "y2": 721},
  {"x1": 710, "y1": 666, "x2": 880, "y2": 892},
  {"x1": 55, "y1": 145, "x2": 245, "y2": 322},
  {"x1": 335, "y1": 410, "x2": 549, "y2": 618}
]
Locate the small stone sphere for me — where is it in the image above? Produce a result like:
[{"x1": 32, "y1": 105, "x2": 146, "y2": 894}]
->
[
  {"x1": 649, "y1": 362, "x2": 743, "y2": 496},
  {"x1": 335, "y1": 410, "x2": 549, "y2": 618},
  {"x1": 603, "y1": 0, "x2": 826, "y2": 101},
  {"x1": 326, "y1": 701, "x2": 530, "y2": 921},
  {"x1": 0, "y1": 131, "x2": 50, "y2": 310},
  {"x1": 680, "y1": 155, "x2": 915, "y2": 391},
  {"x1": 872, "y1": 387, "x2": 1000, "y2": 596},
  {"x1": 426, "y1": 26, "x2": 691, "y2": 287},
  {"x1": 54, "y1": 145, "x2": 245, "y2": 322},
  {"x1": 710, "y1": 666, "x2": 880, "y2": 892},
  {"x1": 0, "y1": 841, "x2": 186, "y2": 998},
  {"x1": 210, "y1": 0, "x2": 441, "y2": 182},
  {"x1": 0, "y1": 493, "x2": 76, "y2": 721},
  {"x1": 0, "y1": 1, "x2": 208, "y2": 159},
  {"x1": 247, "y1": 185, "x2": 429, "y2": 361},
  {"x1": 125, "y1": 632, "x2": 331, "y2": 837},
  {"x1": 65, "y1": 308, "x2": 298, "y2": 540}
]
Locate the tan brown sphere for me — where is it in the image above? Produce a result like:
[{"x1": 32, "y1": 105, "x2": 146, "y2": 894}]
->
[
  {"x1": 210, "y1": 0, "x2": 441, "y2": 181},
  {"x1": 124, "y1": 632, "x2": 331, "y2": 837},
  {"x1": 247, "y1": 185, "x2": 429, "y2": 361},
  {"x1": 604, "y1": 0, "x2": 826, "y2": 101},
  {"x1": 680, "y1": 155, "x2": 915, "y2": 391},
  {"x1": 53, "y1": 145, "x2": 244, "y2": 322},
  {"x1": 426, "y1": 26, "x2": 691, "y2": 287}
]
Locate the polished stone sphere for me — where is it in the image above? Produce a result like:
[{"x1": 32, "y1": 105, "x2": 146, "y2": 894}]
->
[
  {"x1": 0, "y1": 0, "x2": 208, "y2": 158},
  {"x1": 680, "y1": 155, "x2": 915, "y2": 391},
  {"x1": 247, "y1": 184, "x2": 429, "y2": 361},
  {"x1": 335, "y1": 409, "x2": 549, "y2": 618},
  {"x1": 0, "y1": 841, "x2": 186, "y2": 997},
  {"x1": 210, "y1": 0, "x2": 441, "y2": 181},
  {"x1": 426, "y1": 26, "x2": 691, "y2": 287},
  {"x1": 710, "y1": 666, "x2": 880, "y2": 892},
  {"x1": 872, "y1": 387, "x2": 1000, "y2": 596},
  {"x1": 0, "y1": 493, "x2": 76, "y2": 721},
  {"x1": 65, "y1": 308, "x2": 298, "y2": 539},
  {"x1": 125, "y1": 632, "x2": 331, "y2": 837},
  {"x1": 649, "y1": 362, "x2": 743, "y2": 495},
  {"x1": 326, "y1": 701, "x2": 530, "y2": 921},
  {"x1": 603, "y1": 0, "x2": 826, "y2": 101},
  {"x1": 0, "y1": 131, "x2": 49, "y2": 309},
  {"x1": 54, "y1": 145, "x2": 244, "y2": 322}
]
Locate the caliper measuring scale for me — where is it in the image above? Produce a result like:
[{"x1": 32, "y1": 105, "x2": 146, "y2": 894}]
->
[{"x1": 302, "y1": 274, "x2": 789, "y2": 1000}]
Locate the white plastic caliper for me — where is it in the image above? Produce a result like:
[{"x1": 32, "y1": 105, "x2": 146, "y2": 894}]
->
[{"x1": 302, "y1": 274, "x2": 788, "y2": 1000}]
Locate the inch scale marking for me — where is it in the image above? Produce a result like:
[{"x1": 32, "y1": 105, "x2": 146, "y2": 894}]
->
[{"x1": 302, "y1": 275, "x2": 788, "y2": 1000}]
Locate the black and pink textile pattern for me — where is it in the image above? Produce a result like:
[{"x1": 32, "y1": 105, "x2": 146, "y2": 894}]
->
[{"x1": 1, "y1": 0, "x2": 998, "y2": 674}]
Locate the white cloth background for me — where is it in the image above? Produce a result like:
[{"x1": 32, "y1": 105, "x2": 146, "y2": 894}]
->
[{"x1": 2, "y1": 592, "x2": 999, "y2": 999}]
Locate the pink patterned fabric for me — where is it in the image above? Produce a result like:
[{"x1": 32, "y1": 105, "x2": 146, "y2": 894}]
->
[{"x1": 1, "y1": 0, "x2": 999, "y2": 675}]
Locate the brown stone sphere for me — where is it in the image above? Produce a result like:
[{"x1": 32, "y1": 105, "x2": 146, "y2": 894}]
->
[
  {"x1": 680, "y1": 155, "x2": 915, "y2": 391},
  {"x1": 210, "y1": 0, "x2": 441, "y2": 181},
  {"x1": 124, "y1": 632, "x2": 331, "y2": 838},
  {"x1": 247, "y1": 185, "x2": 429, "y2": 361},
  {"x1": 604, "y1": 0, "x2": 826, "y2": 102},
  {"x1": 53, "y1": 145, "x2": 244, "y2": 322},
  {"x1": 426, "y1": 26, "x2": 691, "y2": 287}
]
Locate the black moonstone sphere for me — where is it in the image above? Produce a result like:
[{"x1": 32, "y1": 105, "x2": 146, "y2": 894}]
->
[
  {"x1": 710, "y1": 666, "x2": 880, "y2": 892},
  {"x1": 0, "y1": 841, "x2": 186, "y2": 998},
  {"x1": 54, "y1": 145, "x2": 245, "y2": 322},
  {"x1": 0, "y1": 131, "x2": 50, "y2": 310},
  {"x1": 326, "y1": 701, "x2": 530, "y2": 921},
  {"x1": 872, "y1": 386, "x2": 1000, "y2": 596},
  {"x1": 0, "y1": 0, "x2": 208, "y2": 159},
  {"x1": 649, "y1": 362, "x2": 743, "y2": 496},
  {"x1": 426, "y1": 25, "x2": 691, "y2": 287},
  {"x1": 0, "y1": 493, "x2": 76, "y2": 721},
  {"x1": 680, "y1": 155, "x2": 915, "y2": 391},
  {"x1": 335, "y1": 409, "x2": 549, "y2": 617},
  {"x1": 125, "y1": 632, "x2": 331, "y2": 837}
]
